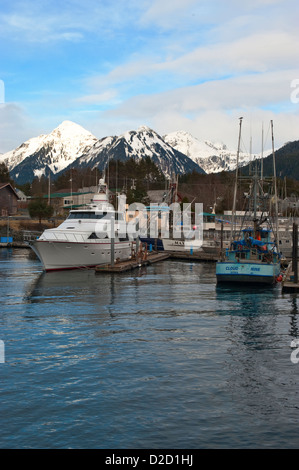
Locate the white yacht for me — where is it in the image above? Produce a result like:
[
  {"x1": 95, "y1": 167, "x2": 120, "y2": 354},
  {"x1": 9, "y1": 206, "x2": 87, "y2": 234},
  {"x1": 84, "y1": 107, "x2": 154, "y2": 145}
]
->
[{"x1": 30, "y1": 179, "x2": 133, "y2": 272}]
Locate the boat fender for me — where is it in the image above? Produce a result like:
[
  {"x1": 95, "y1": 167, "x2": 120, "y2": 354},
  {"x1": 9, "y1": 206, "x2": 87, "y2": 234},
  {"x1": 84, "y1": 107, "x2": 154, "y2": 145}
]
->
[{"x1": 276, "y1": 275, "x2": 283, "y2": 283}]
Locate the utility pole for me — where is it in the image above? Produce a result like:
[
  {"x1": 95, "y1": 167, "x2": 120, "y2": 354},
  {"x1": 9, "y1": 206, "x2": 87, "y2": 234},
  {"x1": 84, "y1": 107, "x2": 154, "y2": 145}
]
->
[
  {"x1": 48, "y1": 173, "x2": 51, "y2": 206},
  {"x1": 293, "y1": 222, "x2": 298, "y2": 284}
]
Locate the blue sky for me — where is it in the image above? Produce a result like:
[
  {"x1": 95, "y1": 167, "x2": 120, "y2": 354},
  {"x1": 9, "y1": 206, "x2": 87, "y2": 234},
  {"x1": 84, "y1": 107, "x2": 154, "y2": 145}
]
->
[{"x1": 0, "y1": 0, "x2": 299, "y2": 154}]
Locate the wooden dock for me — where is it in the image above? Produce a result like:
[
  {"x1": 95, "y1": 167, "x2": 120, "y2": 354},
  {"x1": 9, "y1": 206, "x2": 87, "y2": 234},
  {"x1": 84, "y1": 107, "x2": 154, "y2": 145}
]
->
[
  {"x1": 0, "y1": 242, "x2": 31, "y2": 248},
  {"x1": 282, "y1": 261, "x2": 299, "y2": 293},
  {"x1": 95, "y1": 251, "x2": 170, "y2": 273}
]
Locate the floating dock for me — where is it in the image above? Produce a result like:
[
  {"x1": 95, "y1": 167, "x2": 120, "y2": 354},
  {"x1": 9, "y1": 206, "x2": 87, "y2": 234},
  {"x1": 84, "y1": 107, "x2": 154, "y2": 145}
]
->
[
  {"x1": 95, "y1": 251, "x2": 170, "y2": 273},
  {"x1": 282, "y1": 262, "x2": 299, "y2": 293},
  {"x1": 0, "y1": 242, "x2": 30, "y2": 248}
]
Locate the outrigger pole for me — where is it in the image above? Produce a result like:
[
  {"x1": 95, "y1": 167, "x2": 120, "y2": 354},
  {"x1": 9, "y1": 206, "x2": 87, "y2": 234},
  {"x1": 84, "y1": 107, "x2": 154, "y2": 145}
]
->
[
  {"x1": 231, "y1": 117, "x2": 243, "y2": 244},
  {"x1": 271, "y1": 120, "x2": 279, "y2": 245}
]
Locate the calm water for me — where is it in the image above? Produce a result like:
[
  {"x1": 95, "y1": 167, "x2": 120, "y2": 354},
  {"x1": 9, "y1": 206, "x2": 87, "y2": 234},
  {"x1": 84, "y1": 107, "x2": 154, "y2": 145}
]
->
[{"x1": 1, "y1": 248, "x2": 299, "y2": 449}]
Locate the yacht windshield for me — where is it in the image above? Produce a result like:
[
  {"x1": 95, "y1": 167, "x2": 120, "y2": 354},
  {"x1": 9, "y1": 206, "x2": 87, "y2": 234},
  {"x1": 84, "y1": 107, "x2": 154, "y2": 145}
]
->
[{"x1": 68, "y1": 212, "x2": 108, "y2": 220}]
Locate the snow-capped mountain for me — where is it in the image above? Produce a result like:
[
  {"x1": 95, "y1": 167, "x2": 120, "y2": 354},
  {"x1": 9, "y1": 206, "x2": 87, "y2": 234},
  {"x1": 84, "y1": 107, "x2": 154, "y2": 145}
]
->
[
  {"x1": 65, "y1": 125, "x2": 204, "y2": 178},
  {"x1": 1, "y1": 123, "x2": 205, "y2": 184},
  {"x1": 164, "y1": 131, "x2": 258, "y2": 174},
  {"x1": 2, "y1": 121, "x2": 263, "y2": 185},
  {"x1": 0, "y1": 121, "x2": 98, "y2": 183}
]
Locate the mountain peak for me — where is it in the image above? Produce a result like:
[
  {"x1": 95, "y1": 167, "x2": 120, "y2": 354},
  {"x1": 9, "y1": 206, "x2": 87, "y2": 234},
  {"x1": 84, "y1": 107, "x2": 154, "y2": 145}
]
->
[
  {"x1": 52, "y1": 120, "x2": 97, "y2": 139},
  {"x1": 1, "y1": 121, "x2": 99, "y2": 182},
  {"x1": 137, "y1": 125, "x2": 154, "y2": 133},
  {"x1": 164, "y1": 130, "x2": 252, "y2": 173}
]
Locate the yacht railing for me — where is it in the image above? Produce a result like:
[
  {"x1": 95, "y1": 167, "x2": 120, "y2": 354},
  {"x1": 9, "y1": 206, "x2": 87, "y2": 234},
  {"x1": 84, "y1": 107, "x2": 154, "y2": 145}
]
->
[{"x1": 39, "y1": 231, "x2": 131, "y2": 244}]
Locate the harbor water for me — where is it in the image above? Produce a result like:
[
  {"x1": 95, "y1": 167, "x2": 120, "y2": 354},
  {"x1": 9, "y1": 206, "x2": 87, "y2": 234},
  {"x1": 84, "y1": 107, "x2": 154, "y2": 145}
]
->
[{"x1": 1, "y1": 248, "x2": 299, "y2": 449}]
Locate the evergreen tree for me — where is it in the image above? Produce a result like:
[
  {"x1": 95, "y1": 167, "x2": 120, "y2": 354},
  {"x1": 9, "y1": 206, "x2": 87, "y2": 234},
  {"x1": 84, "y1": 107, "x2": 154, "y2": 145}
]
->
[
  {"x1": 0, "y1": 163, "x2": 13, "y2": 184},
  {"x1": 28, "y1": 198, "x2": 54, "y2": 224}
]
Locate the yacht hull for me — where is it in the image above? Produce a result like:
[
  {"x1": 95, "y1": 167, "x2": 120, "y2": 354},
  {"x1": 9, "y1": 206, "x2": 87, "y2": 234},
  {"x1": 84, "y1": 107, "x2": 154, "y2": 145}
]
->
[{"x1": 30, "y1": 240, "x2": 132, "y2": 272}]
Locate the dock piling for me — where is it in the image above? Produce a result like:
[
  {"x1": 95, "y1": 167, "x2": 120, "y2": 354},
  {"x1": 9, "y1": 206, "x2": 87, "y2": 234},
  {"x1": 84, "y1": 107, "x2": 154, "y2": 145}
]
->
[{"x1": 292, "y1": 223, "x2": 298, "y2": 284}]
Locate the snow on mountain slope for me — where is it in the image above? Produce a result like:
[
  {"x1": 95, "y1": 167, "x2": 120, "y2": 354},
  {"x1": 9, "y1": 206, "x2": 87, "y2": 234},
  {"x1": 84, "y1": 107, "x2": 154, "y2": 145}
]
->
[
  {"x1": 164, "y1": 131, "x2": 258, "y2": 174},
  {"x1": 2, "y1": 122, "x2": 262, "y2": 185},
  {"x1": 0, "y1": 121, "x2": 98, "y2": 182},
  {"x1": 65, "y1": 125, "x2": 205, "y2": 179}
]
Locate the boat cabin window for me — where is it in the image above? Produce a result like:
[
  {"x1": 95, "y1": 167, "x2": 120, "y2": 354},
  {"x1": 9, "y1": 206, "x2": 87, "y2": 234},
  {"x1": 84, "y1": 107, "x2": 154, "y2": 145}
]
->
[
  {"x1": 68, "y1": 212, "x2": 108, "y2": 220},
  {"x1": 260, "y1": 231, "x2": 269, "y2": 241},
  {"x1": 88, "y1": 232, "x2": 109, "y2": 239}
]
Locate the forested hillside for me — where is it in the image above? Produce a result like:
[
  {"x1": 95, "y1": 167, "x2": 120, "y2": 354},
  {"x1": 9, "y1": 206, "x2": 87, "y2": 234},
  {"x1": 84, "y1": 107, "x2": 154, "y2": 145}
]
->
[{"x1": 240, "y1": 141, "x2": 299, "y2": 179}]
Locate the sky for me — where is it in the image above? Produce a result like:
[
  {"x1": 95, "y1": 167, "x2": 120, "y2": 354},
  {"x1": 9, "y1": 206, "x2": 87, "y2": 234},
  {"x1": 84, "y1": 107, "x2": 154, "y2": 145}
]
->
[{"x1": 0, "y1": 0, "x2": 299, "y2": 155}]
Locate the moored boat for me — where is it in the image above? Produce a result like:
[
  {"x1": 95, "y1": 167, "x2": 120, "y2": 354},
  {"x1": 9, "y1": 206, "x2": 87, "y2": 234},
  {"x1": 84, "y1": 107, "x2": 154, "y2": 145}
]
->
[
  {"x1": 29, "y1": 178, "x2": 133, "y2": 271},
  {"x1": 216, "y1": 227, "x2": 281, "y2": 284},
  {"x1": 216, "y1": 118, "x2": 282, "y2": 285}
]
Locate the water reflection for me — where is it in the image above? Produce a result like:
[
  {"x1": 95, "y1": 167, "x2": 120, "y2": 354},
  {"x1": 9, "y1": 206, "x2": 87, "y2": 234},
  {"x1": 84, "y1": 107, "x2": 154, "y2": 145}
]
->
[
  {"x1": 3, "y1": 251, "x2": 299, "y2": 448},
  {"x1": 289, "y1": 296, "x2": 299, "y2": 339},
  {"x1": 215, "y1": 283, "x2": 281, "y2": 317},
  {"x1": 214, "y1": 283, "x2": 299, "y2": 429},
  {"x1": 24, "y1": 269, "x2": 120, "y2": 307}
]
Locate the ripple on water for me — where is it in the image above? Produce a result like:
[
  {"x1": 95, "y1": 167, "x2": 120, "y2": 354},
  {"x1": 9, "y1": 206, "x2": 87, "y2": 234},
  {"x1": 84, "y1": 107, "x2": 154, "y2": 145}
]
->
[{"x1": 0, "y1": 250, "x2": 299, "y2": 448}]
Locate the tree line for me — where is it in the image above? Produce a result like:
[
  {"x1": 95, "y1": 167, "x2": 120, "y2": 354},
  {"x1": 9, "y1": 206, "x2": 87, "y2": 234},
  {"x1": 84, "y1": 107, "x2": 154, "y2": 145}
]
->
[{"x1": 2, "y1": 153, "x2": 299, "y2": 223}]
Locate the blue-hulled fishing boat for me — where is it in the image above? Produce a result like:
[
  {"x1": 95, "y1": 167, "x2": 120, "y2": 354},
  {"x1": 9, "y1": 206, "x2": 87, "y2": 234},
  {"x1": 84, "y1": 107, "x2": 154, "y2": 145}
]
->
[
  {"x1": 216, "y1": 227, "x2": 281, "y2": 284},
  {"x1": 216, "y1": 118, "x2": 282, "y2": 285}
]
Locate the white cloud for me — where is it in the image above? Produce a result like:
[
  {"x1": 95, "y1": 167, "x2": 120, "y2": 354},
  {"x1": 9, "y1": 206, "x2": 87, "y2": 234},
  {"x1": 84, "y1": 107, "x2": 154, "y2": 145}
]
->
[
  {"x1": 140, "y1": 0, "x2": 200, "y2": 29},
  {"x1": 75, "y1": 89, "x2": 119, "y2": 105},
  {"x1": 170, "y1": 31, "x2": 299, "y2": 77},
  {"x1": 0, "y1": 0, "x2": 146, "y2": 44},
  {"x1": 81, "y1": 20, "x2": 299, "y2": 113},
  {"x1": 1, "y1": 0, "x2": 298, "y2": 156},
  {"x1": 95, "y1": 68, "x2": 299, "y2": 151},
  {"x1": 0, "y1": 103, "x2": 42, "y2": 153}
]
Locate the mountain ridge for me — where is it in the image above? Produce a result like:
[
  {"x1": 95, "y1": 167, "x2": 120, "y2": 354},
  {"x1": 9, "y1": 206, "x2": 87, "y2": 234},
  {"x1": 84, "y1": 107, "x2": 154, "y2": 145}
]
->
[
  {"x1": 164, "y1": 130, "x2": 261, "y2": 173},
  {"x1": 62, "y1": 125, "x2": 205, "y2": 179},
  {"x1": 1, "y1": 122, "x2": 207, "y2": 184},
  {"x1": 1, "y1": 120, "x2": 291, "y2": 184},
  {"x1": 239, "y1": 140, "x2": 299, "y2": 180}
]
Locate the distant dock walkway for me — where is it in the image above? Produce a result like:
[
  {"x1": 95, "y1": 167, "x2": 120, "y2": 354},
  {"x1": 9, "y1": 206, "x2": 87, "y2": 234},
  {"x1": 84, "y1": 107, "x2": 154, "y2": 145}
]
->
[{"x1": 95, "y1": 251, "x2": 170, "y2": 273}]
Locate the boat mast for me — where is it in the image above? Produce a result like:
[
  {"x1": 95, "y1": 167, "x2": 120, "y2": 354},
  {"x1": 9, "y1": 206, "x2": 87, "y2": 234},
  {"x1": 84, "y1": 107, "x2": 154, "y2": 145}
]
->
[
  {"x1": 231, "y1": 117, "x2": 243, "y2": 243},
  {"x1": 271, "y1": 120, "x2": 279, "y2": 244},
  {"x1": 261, "y1": 123, "x2": 264, "y2": 182}
]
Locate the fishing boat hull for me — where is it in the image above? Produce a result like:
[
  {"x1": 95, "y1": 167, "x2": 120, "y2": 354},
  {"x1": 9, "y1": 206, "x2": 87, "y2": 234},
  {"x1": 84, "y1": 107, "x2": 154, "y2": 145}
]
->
[
  {"x1": 30, "y1": 239, "x2": 132, "y2": 272},
  {"x1": 139, "y1": 237, "x2": 164, "y2": 251},
  {"x1": 216, "y1": 260, "x2": 281, "y2": 284}
]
